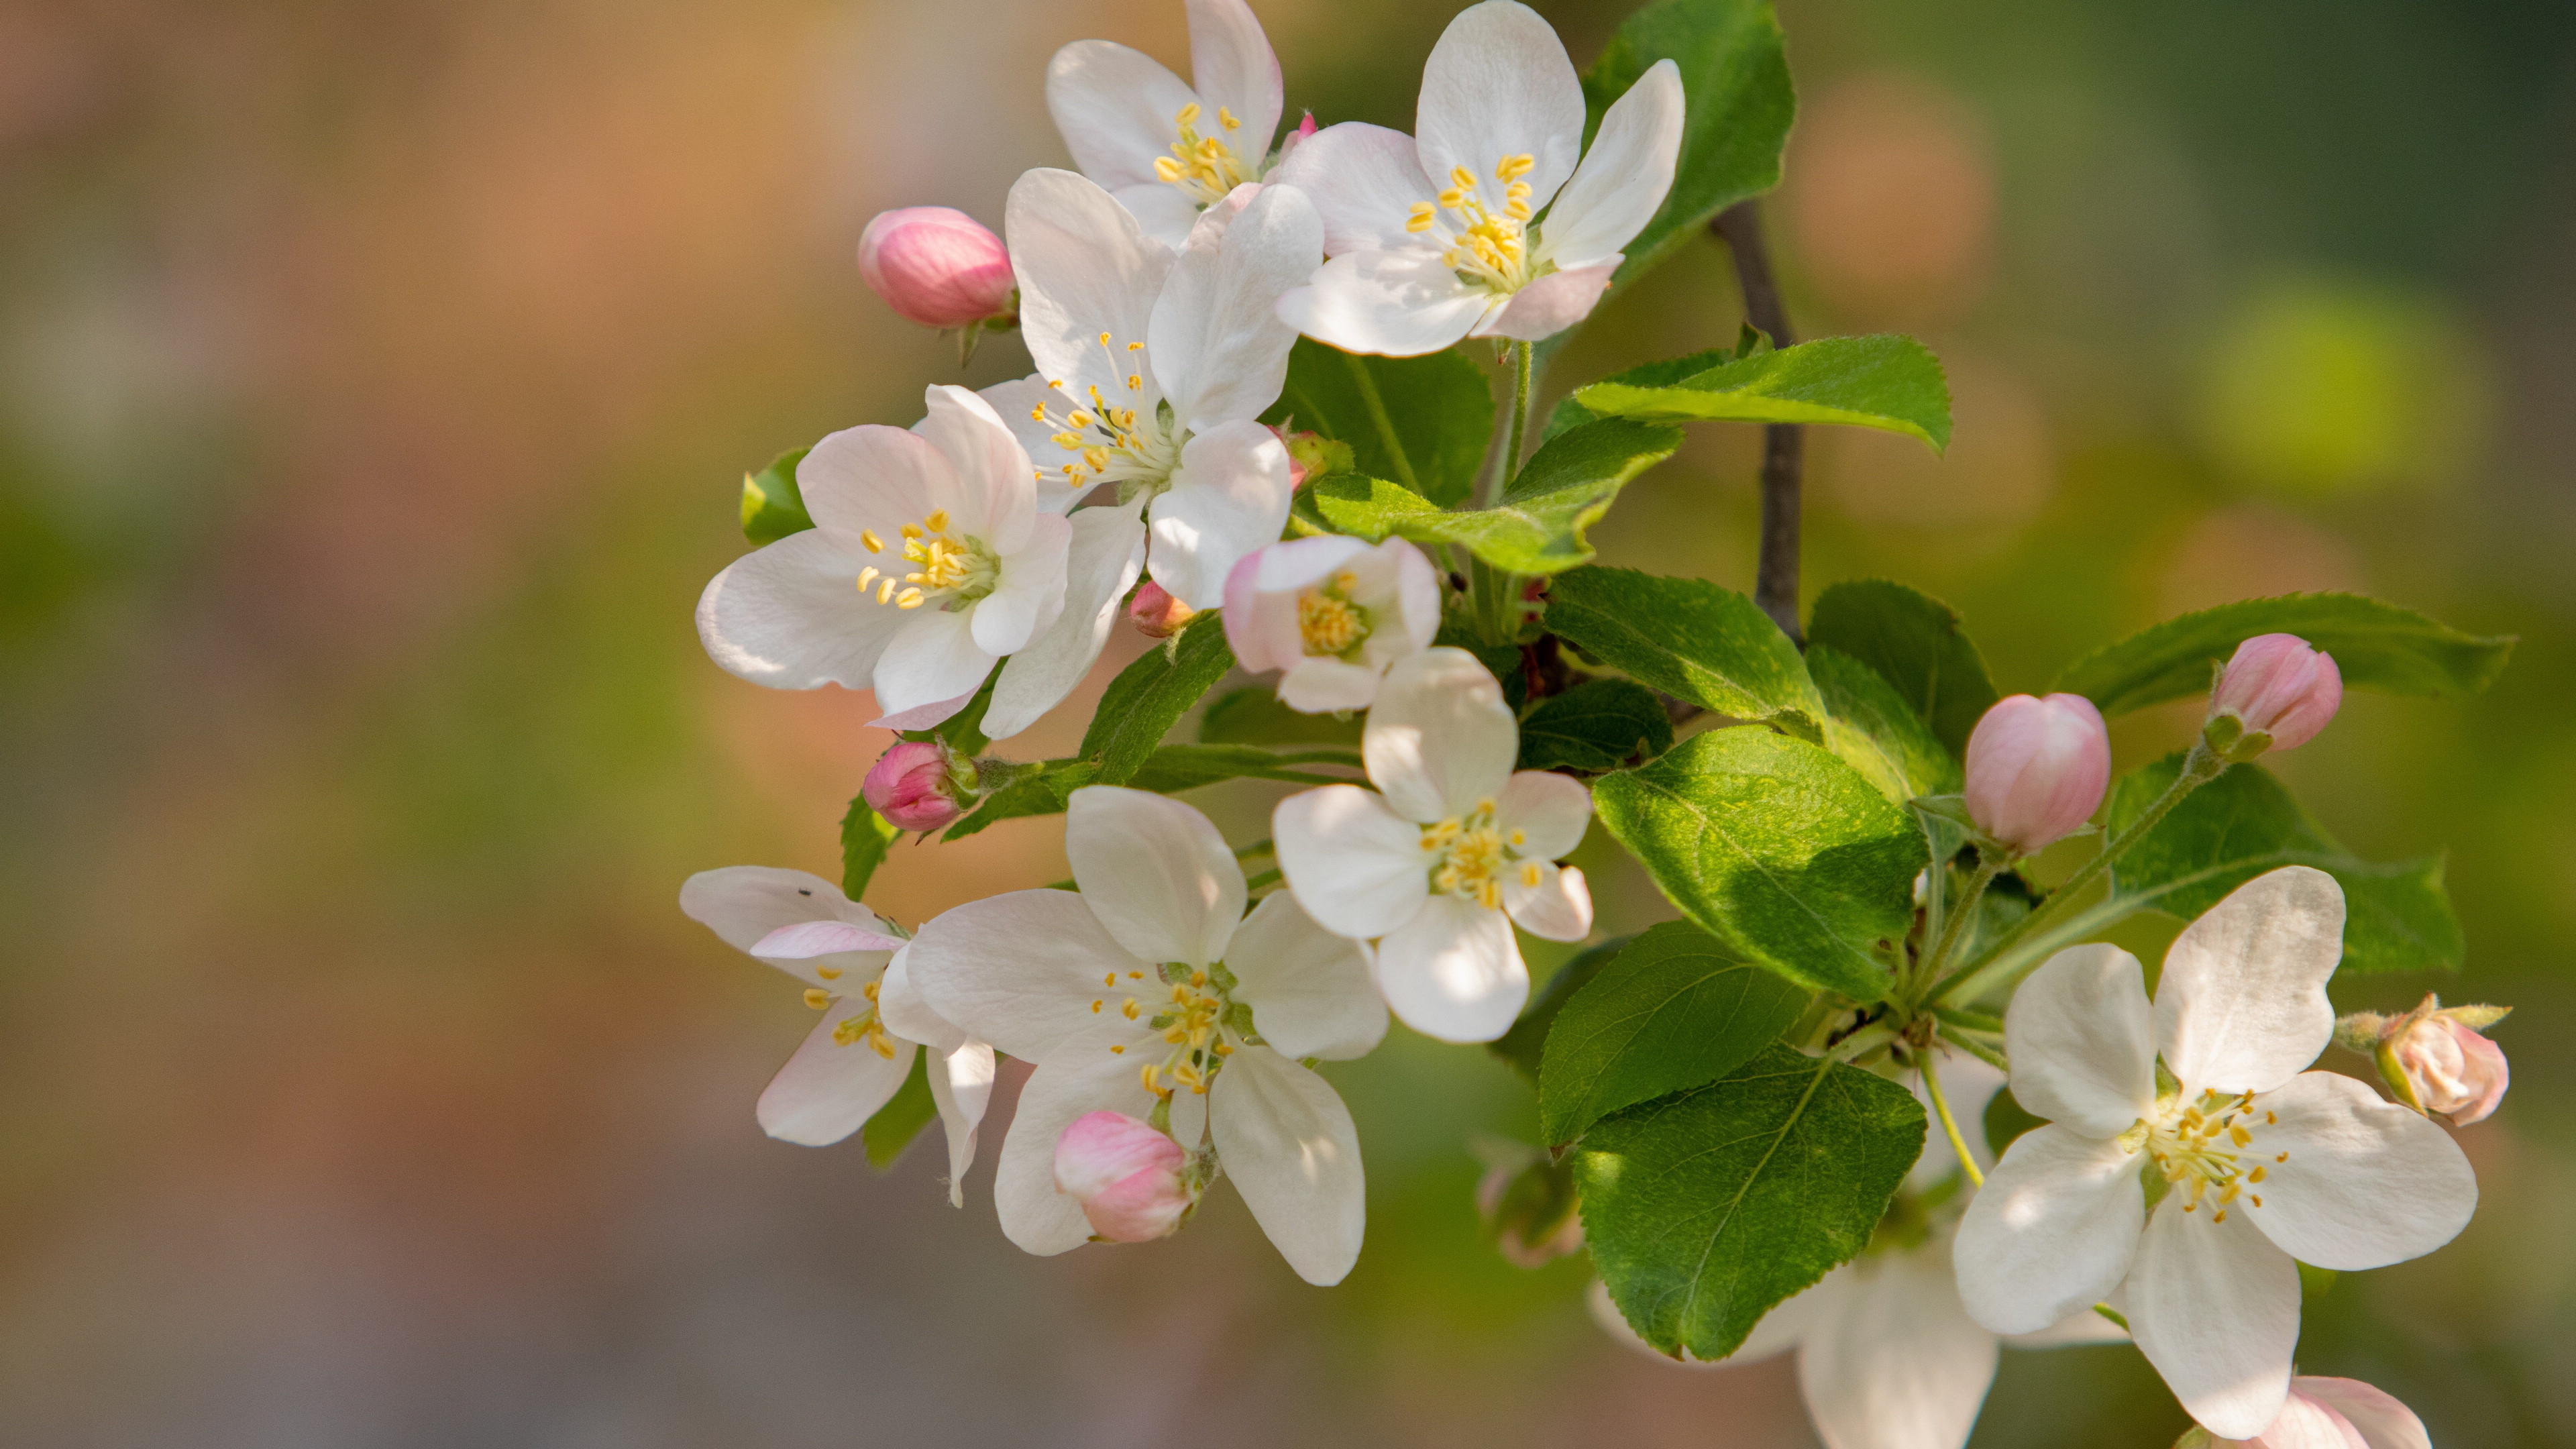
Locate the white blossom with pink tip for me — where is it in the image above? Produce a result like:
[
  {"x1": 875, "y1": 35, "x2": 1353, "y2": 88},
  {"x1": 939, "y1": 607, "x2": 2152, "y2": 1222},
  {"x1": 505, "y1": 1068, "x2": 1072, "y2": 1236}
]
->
[{"x1": 1223, "y1": 535, "x2": 1441, "y2": 713}]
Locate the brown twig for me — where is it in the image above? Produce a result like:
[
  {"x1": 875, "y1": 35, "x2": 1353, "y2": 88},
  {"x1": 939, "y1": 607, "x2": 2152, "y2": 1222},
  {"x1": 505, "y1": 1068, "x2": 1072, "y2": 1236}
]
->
[{"x1": 1710, "y1": 201, "x2": 1803, "y2": 645}]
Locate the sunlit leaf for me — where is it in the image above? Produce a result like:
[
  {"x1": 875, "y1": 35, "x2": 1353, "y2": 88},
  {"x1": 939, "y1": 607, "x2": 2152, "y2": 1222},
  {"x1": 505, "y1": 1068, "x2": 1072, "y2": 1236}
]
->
[
  {"x1": 1538, "y1": 922, "x2": 1809, "y2": 1144},
  {"x1": 2053, "y1": 592, "x2": 2515, "y2": 718},
  {"x1": 1544, "y1": 566, "x2": 1821, "y2": 732},
  {"x1": 1806, "y1": 580, "x2": 1998, "y2": 757},
  {"x1": 1574, "y1": 335, "x2": 1951, "y2": 451},
  {"x1": 1263, "y1": 339, "x2": 1495, "y2": 507}
]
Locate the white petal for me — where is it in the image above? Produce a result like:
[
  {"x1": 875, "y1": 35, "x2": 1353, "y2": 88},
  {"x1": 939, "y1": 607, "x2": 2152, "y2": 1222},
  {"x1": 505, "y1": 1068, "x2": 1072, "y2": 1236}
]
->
[
  {"x1": 756, "y1": 1007, "x2": 915, "y2": 1147},
  {"x1": 1373, "y1": 892, "x2": 1525, "y2": 1043},
  {"x1": 1496, "y1": 768, "x2": 1592, "y2": 859},
  {"x1": 1223, "y1": 891, "x2": 1387, "y2": 1061},
  {"x1": 1272, "y1": 783, "x2": 1433, "y2": 939},
  {"x1": 914, "y1": 384, "x2": 1034, "y2": 548},
  {"x1": 875, "y1": 945, "x2": 965, "y2": 1053},
  {"x1": 984, "y1": 506, "x2": 1149, "y2": 741},
  {"x1": 1952, "y1": 1124, "x2": 2146, "y2": 1336},
  {"x1": 904, "y1": 889, "x2": 1158, "y2": 1061},
  {"x1": 978, "y1": 374, "x2": 1089, "y2": 511},
  {"x1": 927, "y1": 1039, "x2": 997, "y2": 1208},
  {"x1": 1067, "y1": 786, "x2": 1247, "y2": 967},
  {"x1": 798, "y1": 421, "x2": 969, "y2": 544},
  {"x1": 1150, "y1": 182, "x2": 1320, "y2": 429},
  {"x1": 1277, "y1": 248, "x2": 1495, "y2": 357},
  {"x1": 1538, "y1": 58, "x2": 1684, "y2": 267},
  {"x1": 2127, "y1": 1199, "x2": 2301, "y2": 1440},
  {"x1": 872, "y1": 608, "x2": 996, "y2": 721},
  {"x1": 2004, "y1": 943, "x2": 2160, "y2": 1138},
  {"x1": 2293, "y1": 1378, "x2": 2430, "y2": 1449},
  {"x1": 2243, "y1": 1071, "x2": 2476, "y2": 1271},
  {"x1": 1147, "y1": 420, "x2": 1295, "y2": 609},
  {"x1": 1209, "y1": 1044, "x2": 1364, "y2": 1285},
  {"x1": 1365, "y1": 646, "x2": 1518, "y2": 821},
  {"x1": 1501, "y1": 859, "x2": 1591, "y2": 942},
  {"x1": 1469, "y1": 262, "x2": 1617, "y2": 342},
  {"x1": 1108, "y1": 182, "x2": 1204, "y2": 250},
  {"x1": 695, "y1": 530, "x2": 904, "y2": 690},
  {"x1": 1271, "y1": 121, "x2": 1436, "y2": 256},
  {"x1": 971, "y1": 512, "x2": 1073, "y2": 657},
  {"x1": 1414, "y1": 0, "x2": 1587, "y2": 213},
  {"x1": 1044, "y1": 41, "x2": 1201, "y2": 191},
  {"x1": 1185, "y1": 0, "x2": 1282, "y2": 158},
  {"x1": 1279, "y1": 657, "x2": 1385, "y2": 712},
  {"x1": 1800, "y1": 1250, "x2": 2001, "y2": 1449},
  {"x1": 994, "y1": 1051, "x2": 1167, "y2": 1256},
  {"x1": 679, "y1": 866, "x2": 896, "y2": 989},
  {"x1": 1007, "y1": 168, "x2": 1173, "y2": 407},
  {"x1": 2159, "y1": 865, "x2": 2344, "y2": 1096}
]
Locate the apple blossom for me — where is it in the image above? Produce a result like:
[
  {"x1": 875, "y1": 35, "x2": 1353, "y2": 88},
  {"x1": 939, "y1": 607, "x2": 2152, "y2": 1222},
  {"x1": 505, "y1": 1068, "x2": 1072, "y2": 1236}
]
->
[
  {"x1": 905, "y1": 786, "x2": 1386, "y2": 1285},
  {"x1": 1046, "y1": 0, "x2": 1286, "y2": 247},
  {"x1": 677, "y1": 868, "x2": 995, "y2": 1203},
  {"x1": 1273, "y1": 647, "x2": 1594, "y2": 1042},
  {"x1": 1273, "y1": 1, "x2": 1683, "y2": 353},
  {"x1": 2205, "y1": 633, "x2": 2343, "y2": 761},
  {"x1": 857, "y1": 207, "x2": 1016, "y2": 329},
  {"x1": 1953, "y1": 866, "x2": 2478, "y2": 1439},
  {"x1": 863, "y1": 739, "x2": 965, "y2": 832},
  {"x1": 1222, "y1": 535, "x2": 1441, "y2": 713},
  {"x1": 2188, "y1": 1377, "x2": 2431, "y2": 1449},
  {"x1": 1962, "y1": 692, "x2": 2111, "y2": 855},
  {"x1": 1055, "y1": 1110, "x2": 1195, "y2": 1242}
]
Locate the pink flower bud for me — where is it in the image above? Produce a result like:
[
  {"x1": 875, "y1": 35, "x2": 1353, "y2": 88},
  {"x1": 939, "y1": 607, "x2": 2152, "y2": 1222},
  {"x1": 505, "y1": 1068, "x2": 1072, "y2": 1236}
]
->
[
  {"x1": 1276, "y1": 110, "x2": 1320, "y2": 162},
  {"x1": 863, "y1": 739, "x2": 962, "y2": 832},
  {"x1": 856, "y1": 207, "x2": 1016, "y2": 329},
  {"x1": 2206, "y1": 633, "x2": 2343, "y2": 759},
  {"x1": 2202, "y1": 1376, "x2": 2426, "y2": 1448},
  {"x1": 2387, "y1": 1011, "x2": 2509, "y2": 1125},
  {"x1": 1126, "y1": 580, "x2": 1197, "y2": 639},
  {"x1": 1054, "y1": 1110, "x2": 1193, "y2": 1242},
  {"x1": 1962, "y1": 693, "x2": 2111, "y2": 855}
]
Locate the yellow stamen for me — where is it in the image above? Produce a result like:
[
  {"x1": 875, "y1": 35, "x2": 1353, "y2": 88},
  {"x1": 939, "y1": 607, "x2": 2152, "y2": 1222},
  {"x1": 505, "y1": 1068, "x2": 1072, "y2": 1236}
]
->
[
  {"x1": 923, "y1": 509, "x2": 949, "y2": 533},
  {"x1": 859, "y1": 529, "x2": 883, "y2": 553},
  {"x1": 816, "y1": 966, "x2": 842, "y2": 981},
  {"x1": 803, "y1": 988, "x2": 830, "y2": 1010}
]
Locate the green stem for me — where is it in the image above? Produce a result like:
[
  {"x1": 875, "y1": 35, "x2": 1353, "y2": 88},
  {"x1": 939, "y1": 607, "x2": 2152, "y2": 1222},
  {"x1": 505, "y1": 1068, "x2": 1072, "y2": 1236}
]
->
[
  {"x1": 1919, "y1": 1051, "x2": 1984, "y2": 1189},
  {"x1": 1470, "y1": 341, "x2": 1537, "y2": 643},
  {"x1": 1915, "y1": 857, "x2": 2001, "y2": 996}
]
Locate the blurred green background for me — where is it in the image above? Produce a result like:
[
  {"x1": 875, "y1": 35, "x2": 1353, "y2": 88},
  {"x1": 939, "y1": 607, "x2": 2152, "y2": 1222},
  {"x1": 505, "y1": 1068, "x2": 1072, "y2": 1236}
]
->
[{"x1": 3, "y1": 0, "x2": 2571, "y2": 1443}]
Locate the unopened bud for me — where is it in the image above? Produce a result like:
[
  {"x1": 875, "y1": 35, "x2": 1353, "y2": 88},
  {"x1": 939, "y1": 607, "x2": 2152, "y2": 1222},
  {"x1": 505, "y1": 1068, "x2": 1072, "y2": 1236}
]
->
[
  {"x1": 863, "y1": 739, "x2": 965, "y2": 832},
  {"x1": 2371, "y1": 994, "x2": 2510, "y2": 1125},
  {"x1": 1274, "y1": 110, "x2": 1320, "y2": 164},
  {"x1": 2204, "y1": 634, "x2": 2342, "y2": 762},
  {"x1": 1267, "y1": 422, "x2": 1348, "y2": 490},
  {"x1": 1472, "y1": 1138, "x2": 1583, "y2": 1268},
  {"x1": 1962, "y1": 693, "x2": 2111, "y2": 855},
  {"x1": 1126, "y1": 581, "x2": 1197, "y2": 639},
  {"x1": 1054, "y1": 1110, "x2": 1193, "y2": 1242},
  {"x1": 2185, "y1": 1376, "x2": 2428, "y2": 1448},
  {"x1": 857, "y1": 207, "x2": 1017, "y2": 330}
]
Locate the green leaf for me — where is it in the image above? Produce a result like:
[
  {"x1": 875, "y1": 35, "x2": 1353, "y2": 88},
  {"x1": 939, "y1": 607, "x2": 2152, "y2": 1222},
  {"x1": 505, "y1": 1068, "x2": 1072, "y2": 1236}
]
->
[
  {"x1": 1538, "y1": 922, "x2": 1809, "y2": 1145},
  {"x1": 1490, "y1": 936, "x2": 1632, "y2": 1085},
  {"x1": 1593, "y1": 727, "x2": 1925, "y2": 1001},
  {"x1": 1806, "y1": 580, "x2": 1999, "y2": 757},
  {"x1": 1199, "y1": 686, "x2": 1365, "y2": 747},
  {"x1": 2108, "y1": 753, "x2": 2463, "y2": 974},
  {"x1": 1544, "y1": 330, "x2": 1762, "y2": 441},
  {"x1": 1305, "y1": 419, "x2": 1683, "y2": 575},
  {"x1": 1578, "y1": 1044, "x2": 1925, "y2": 1360},
  {"x1": 1583, "y1": 0, "x2": 1794, "y2": 299},
  {"x1": 942, "y1": 760, "x2": 1094, "y2": 841},
  {"x1": 1574, "y1": 335, "x2": 1951, "y2": 452},
  {"x1": 1544, "y1": 566, "x2": 1822, "y2": 733},
  {"x1": 839, "y1": 796, "x2": 902, "y2": 899},
  {"x1": 861, "y1": 1050, "x2": 938, "y2": 1169},
  {"x1": 1263, "y1": 338, "x2": 1494, "y2": 507},
  {"x1": 1809, "y1": 645, "x2": 1963, "y2": 805},
  {"x1": 2052, "y1": 593, "x2": 2516, "y2": 718},
  {"x1": 1078, "y1": 613, "x2": 1236, "y2": 784},
  {"x1": 1518, "y1": 678, "x2": 1675, "y2": 772},
  {"x1": 740, "y1": 447, "x2": 814, "y2": 545}
]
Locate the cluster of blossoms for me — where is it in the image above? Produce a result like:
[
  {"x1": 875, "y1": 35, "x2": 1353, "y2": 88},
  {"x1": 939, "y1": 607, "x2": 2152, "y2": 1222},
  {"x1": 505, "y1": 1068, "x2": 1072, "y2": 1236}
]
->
[{"x1": 677, "y1": 2, "x2": 2514, "y2": 1444}]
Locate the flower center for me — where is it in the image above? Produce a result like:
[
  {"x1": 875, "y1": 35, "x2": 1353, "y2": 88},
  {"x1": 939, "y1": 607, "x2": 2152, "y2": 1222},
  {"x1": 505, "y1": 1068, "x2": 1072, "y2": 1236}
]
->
[
  {"x1": 2135, "y1": 1088, "x2": 2288, "y2": 1226},
  {"x1": 1026, "y1": 333, "x2": 1184, "y2": 496},
  {"x1": 806, "y1": 977, "x2": 900, "y2": 1059},
  {"x1": 1091, "y1": 963, "x2": 1257, "y2": 1105},
  {"x1": 1152, "y1": 102, "x2": 1254, "y2": 207},
  {"x1": 855, "y1": 508, "x2": 1000, "y2": 610},
  {"x1": 1419, "y1": 798, "x2": 1536, "y2": 910},
  {"x1": 1408, "y1": 154, "x2": 1544, "y2": 294},
  {"x1": 1297, "y1": 572, "x2": 1372, "y2": 657}
]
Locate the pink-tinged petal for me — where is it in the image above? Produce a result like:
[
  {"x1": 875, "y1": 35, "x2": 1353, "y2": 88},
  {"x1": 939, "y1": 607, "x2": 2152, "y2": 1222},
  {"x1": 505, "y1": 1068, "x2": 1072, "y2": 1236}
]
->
[
  {"x1": 2289, "y1": 1378, "x2": 2430, "y2": 1449},
  {"x1": 996, "y1": 1051, "x2": 1184, "y2": 1256},
  {"x1": 756, "y1": 1004, "x2": 916, "y2": 1147},
  {"x1": 984, "y1": 506, "x2": 1148, "y2": 741},
  {"x1": 904, "y1": 889, "x2": 1158, "y2": 1062},
  {"x1": 1496, "y1": 768, "x2": 1592, "y2": 859},
  {"x1": 1952, "y1": 1124, "x2": 2145, "y2": 1336},
  {"x1": 1277, "y1": 248, "x2": 1495, "y2": 357},
  {"x1": 869, "y1": 690, "x2": 977, "y2": 733},
  {"x1": 2126, "y1": 1199, "x2": 2300, "y2": 1440},
  {"x1": 1365, "y1": 647, "x2": 1519, "y2": 822},
  {"x1": 1223, "y1": 534, "x2": 1373, "y2": 672},
  {"x1": 1007, "y1": 168, "x2": 1173, "y2": 407},
  {"x1": 751, "y1": 920, "x2": 908, "y2": 960},
  {"x1": 1271, "y1": 121, "x2": 1437, "y2": 255},
  {"x1": 872, "y1": 608, "x2": 997, "y2": 722},
  {"x1": 1045, "y1": 41, "x2": 1201, "y2": 192},
  {"x1": 1185, "y1": 0, "x2": 1283, "y2": 160},
  {"x1": 678, "y1": 866, "x2": 897, "y2": 989},
  {"x1": 927, "y1": 1039, "x2": 997, "y2": 1207},
  {"x1": 1273, "y1": 784, "x2": 1436, "y2": 940},
  {"x1": 1470, "y1": 262, "x2": 1618, "y2": 341},
  {"x1": 2004, "y1": 943, "x2": 2160, "y2": 1138},
  {"x1": 2243, "y1": 1389, "x2": 2373, "y2": 1449},
  {"x1": 1210, "y1": 1044, "x2": 1366, "y2": 1285},
  {"x1": 1538, "y1": 59, "x2": 1684, "y2": 268},
  {"x1": 857, "y1": 207, "x2": 1015, "y2": 329},
  {"x1": 1501, "y1": 860, "x2": 1591, "y2": 942},
  {"x1": 2241, "y1": 1071, "x2": 2475, "y2": 1271},
  {"x1": 1152, "y1": 182, "x2": 1321, "y2": 429},
  {"x1": 971, "y1": 512, "x2": 1073, "y2": 657},
  {"x1": 1800, "y1": 1249, "x2": 2002, "y2": 1449},
  {"x1": 1223, "y1": 892, "x2": 1387, "y2": 1061},
  {"x1": 1373, "y1": 893, "x2": 1526, "y2": 1043},
  {"x1": 695, "y1": 530, "x2": 905, "y2": 691},
  {"x1": 1278, "y1": 657, "x2": 1383, "y2": 713},
  {"x1": 1414, "y1": 0, "x2": 1586, "y2": 213},
  {"x1": 1066, "y1": 786, "x2": 1247, "y2": 968},
  {"x1": 797, "y1": 421, "x2": 967, "y2": 545},
  {"x1": 2158, "y1": 865, "x2": 2344, "y2": 1097},
  {"x1": 1147, "y1": 420, "x2": 1295, "y2": 609},
  {"x1": 1962, "y1": 693, "x2": 2111, "y2": 855},
  {"x1": 1054, "y1": 1110, "x2": 1191, "y2": 1240},
  {"x1": 2211, "y1": 635, "x2": 2344, "y2": 755}
]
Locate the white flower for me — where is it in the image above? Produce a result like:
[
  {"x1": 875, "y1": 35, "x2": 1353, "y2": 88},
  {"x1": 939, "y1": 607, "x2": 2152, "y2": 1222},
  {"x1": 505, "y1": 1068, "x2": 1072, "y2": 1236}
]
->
[
  {"x1": 1952, "y1": 866, "x2": 2478, "y2": 1440},
  {"x1": 1272, "y1": 647, "x2": 1593, "y2": 1042},
  {"x1": 905, "y1": 786, "x2": 1386, "y2": 1285},
  {"x1": 678, "y1": 867, "x2": 996, "y2": 1204},
  {"x1": 1272, "y1": 0, "x2": 1683, "y2": 354},
  {"x1": 1222, "y1": 535, "x2": 1442, "y2": 712},
  {"x1": 1046, "y1": 0, "x2": 1286, "y2": 248},
  {"x1": 993, "y1": 168, "x2": 1321, "y2": 612},
  {"x1": 694, "y1": 384, "x2": 1084, "y2": 736}
]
